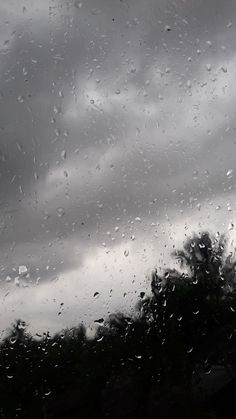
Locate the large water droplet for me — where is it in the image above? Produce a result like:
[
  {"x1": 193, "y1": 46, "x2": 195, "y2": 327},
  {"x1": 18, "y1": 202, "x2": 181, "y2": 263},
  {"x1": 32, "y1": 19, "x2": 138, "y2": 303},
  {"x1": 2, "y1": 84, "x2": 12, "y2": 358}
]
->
[
  {"x1": 94, "y1": 318, "x2": 104, "y2": 324},
  {"x1": 10, "y1": 336, "x2": 17, "y2": 345}
]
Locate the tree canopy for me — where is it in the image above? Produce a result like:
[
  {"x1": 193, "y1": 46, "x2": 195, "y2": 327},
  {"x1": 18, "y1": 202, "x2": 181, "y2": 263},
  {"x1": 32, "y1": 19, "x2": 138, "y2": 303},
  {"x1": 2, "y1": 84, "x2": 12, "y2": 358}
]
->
[{"x1": 0, "y1": 231, "x2": 235, "y2": 418}]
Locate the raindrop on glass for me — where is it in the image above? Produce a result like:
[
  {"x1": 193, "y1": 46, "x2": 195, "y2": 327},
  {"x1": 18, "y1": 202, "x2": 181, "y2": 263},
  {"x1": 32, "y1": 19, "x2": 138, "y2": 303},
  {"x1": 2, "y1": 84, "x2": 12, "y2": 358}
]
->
[
  {"x1": 56, "y1": 207, "x2": 65, "y2": 217},
  {"x1": 124, "y1": 249, "x2": 129, "y2": 257}
]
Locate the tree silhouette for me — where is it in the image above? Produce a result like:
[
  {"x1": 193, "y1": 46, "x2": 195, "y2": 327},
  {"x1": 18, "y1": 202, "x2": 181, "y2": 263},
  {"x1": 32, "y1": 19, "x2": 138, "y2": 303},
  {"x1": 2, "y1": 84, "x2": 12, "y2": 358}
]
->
[
  {"x1": 139, "y1": 232, "x2": 236, "y2": 403},
  {"x1": 0, "y1": 231, "x2": 235, "y2": 419}
]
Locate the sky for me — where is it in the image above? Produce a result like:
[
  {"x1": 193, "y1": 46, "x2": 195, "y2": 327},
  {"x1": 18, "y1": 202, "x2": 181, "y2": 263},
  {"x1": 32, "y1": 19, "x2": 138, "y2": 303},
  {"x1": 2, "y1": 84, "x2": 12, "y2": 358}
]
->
[{"x1": 0, "y1": 0, "x2": 236, "y2": 336}]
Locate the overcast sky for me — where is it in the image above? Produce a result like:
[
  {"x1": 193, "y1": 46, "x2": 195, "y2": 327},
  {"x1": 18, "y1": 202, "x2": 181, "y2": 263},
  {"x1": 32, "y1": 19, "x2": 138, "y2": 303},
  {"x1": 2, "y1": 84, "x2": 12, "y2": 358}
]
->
[{"x1": 0, "y1": 0, "x2": 236, "y2": 336}]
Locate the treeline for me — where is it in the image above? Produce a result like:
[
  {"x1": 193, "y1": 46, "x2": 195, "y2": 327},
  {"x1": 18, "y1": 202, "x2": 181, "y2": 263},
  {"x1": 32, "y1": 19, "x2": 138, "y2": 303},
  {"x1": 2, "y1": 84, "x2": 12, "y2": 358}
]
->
[{"x1": 0, "y1": 232, "x2": 235, "y2": 419}]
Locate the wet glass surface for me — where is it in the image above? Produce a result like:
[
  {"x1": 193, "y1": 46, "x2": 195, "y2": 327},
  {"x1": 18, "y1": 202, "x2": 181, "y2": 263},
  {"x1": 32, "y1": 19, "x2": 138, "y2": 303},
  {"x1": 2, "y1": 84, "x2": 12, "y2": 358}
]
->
[{"x1": 0, "y1": 1, "x2": 235, "y2": 418}]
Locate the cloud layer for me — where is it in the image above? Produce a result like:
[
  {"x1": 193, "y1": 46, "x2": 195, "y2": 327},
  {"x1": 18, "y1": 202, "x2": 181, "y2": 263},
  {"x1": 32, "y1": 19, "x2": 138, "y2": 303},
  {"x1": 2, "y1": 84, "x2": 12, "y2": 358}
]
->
[{"x1": 0, "y1": 0, "x2": 236, "y2": 335}]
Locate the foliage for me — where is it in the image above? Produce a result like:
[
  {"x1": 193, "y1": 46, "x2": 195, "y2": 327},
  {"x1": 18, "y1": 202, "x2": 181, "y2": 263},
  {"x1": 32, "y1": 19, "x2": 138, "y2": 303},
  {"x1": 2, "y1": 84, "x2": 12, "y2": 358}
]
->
[{"x1": 0, "y1": 231, "x2": 235, "y2": 418}]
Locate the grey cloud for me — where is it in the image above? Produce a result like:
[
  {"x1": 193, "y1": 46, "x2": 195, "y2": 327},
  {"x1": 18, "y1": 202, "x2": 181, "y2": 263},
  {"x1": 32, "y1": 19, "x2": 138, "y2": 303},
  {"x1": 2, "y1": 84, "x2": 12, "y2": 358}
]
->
[{"x1": 0, "y1": 0, "x2": 236, "y2": 332}]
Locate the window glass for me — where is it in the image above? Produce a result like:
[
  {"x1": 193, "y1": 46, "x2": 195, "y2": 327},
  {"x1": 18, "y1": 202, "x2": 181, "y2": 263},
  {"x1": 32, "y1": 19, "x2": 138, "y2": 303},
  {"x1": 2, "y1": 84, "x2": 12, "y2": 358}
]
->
[{"x1": 0, "y1": 1, "x2": 235, "y2": 418}]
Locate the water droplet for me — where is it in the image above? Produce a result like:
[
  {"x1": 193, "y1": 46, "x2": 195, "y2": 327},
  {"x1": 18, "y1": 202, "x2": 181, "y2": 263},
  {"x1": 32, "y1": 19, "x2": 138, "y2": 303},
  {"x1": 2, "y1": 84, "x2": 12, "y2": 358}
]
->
[
  {"x1": 16, "y1": 142, "x2": 23, "y2": 152},
  {"x1": 17, "y1": 95, "x2": 24, "y2": 103},
  {"x1": 164, "y1": 25, "x2": 171, "y2": 32},
  {"x1": 5, "y1": 275, "x2": 12, "y2": 282},
  {"x1": 124, "y1": 249, "x2": 129, "y2": 257},
  {"x1": 56, "y1": 207, "x2": 65, "y2": 217},
  {"x1": 10, "y1": 337, "x2": 17, "y2": 345},
  {"x1": 206, "y1": 63, "x2": 212, "y2": 72},
  {"x1": 227, "y1": 169, "x2": 233, "y2": 178},
  {"x1": 53, "y1": 105, "x2": 61, "y2": 114},
  {"x1": 115, "y1": 89, "x2": 121, "y2": 95},
  {"x1": 74, "y1": 1, "x2": 83, "y2": 8},
  {"x1": 114, "y1": 226, "x2": 119, "y2": 232},
  {"x1": 228, "y1": 222, "x2": 234, "y2": 231},
  {"x1": 197, "y1": 203, "x2": 201, "y2": 211},
  {"x1": 186, "y1": 80, "x2": 192, "y2": 88},
  {"x1": 61, "y1": 150, "x2": 67, "y2": 160},
  {"x1": 44, "y1": 390, "x2": 52, "y2": 396},
  {"x1": 135, "y1": 216, "x2": 141, "y2": 222},
  {"x1": 94, "y1": 318, "x2": 104, "y2": 324},
  {"x1": 204, "y1": 367, "x2": 212, "y2": 375}
]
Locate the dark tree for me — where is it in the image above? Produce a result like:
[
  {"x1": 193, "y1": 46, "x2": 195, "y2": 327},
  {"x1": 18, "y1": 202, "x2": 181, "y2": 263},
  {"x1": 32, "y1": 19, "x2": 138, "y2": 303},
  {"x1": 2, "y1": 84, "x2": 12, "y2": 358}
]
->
[{"x1": 0, "y1": 231, "x2": 235, "y2": 419}]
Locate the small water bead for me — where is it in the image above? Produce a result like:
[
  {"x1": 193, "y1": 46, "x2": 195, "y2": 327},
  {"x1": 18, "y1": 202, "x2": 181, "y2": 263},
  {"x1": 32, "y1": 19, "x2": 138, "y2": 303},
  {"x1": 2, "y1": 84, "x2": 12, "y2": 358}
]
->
[
  {"x1": 56, "y1": 207, "x2": 65, "y2": 217},
  {"x1": 61, "y1": 150, "x2": 67, "y2": 160},
  {"x1": 226, "y1": 169, "x2": 233, "y2": 178}
]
